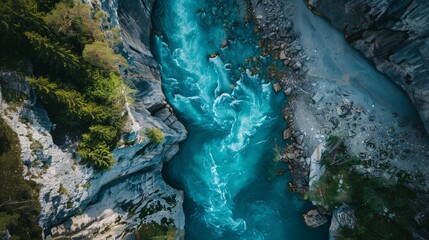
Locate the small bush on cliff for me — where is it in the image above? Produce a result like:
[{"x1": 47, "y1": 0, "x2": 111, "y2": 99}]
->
[
  {"x1": 78, "y1": 125, "x2": 118, "y2": 169},
  {"x1": 85, "y1": 70, "x2": 123, "y2": 105},
  {"x1": 146, "y1": 128, "x2": 164, "y2": 145},
  {"x1": 58, "y1": 183, "x2": 68, "y2": 195}
]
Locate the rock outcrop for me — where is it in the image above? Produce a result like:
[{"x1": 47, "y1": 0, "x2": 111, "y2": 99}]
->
[
  {"x1": 329, "y1": 205, "x2": 356, "y2": 240},
  {"x1": 305, "y1": 0, "x2": 429, "y2": 134},
  {"x1": 308, "y1": 143, "x2": 326, "y2": 188},
  {"x1": 303, "y1": 209, "x2": 328, "y2": 228},
  {"x1": 0, "y1": 0, "x2": 187, "y2": 239}
]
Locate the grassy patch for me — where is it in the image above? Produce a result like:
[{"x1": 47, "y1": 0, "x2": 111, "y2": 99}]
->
[
  {"x1": 0, "y1": 116, "x2": 42, "y2": 239},
  {"x1": 30, "y1": 140, "x2": 43, "y2": 152},
  {"x1": 146, "y1": 128, "x2": 164, "y2": 145},
  {"x1": 58, "y1": 183, "x2": 68, "y2": 195}
]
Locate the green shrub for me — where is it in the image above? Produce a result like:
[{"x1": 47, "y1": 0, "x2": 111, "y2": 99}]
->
[
  {"x1": 86, "y1": 70, "x2": 122, "y2": 104},
  {"x1": 78, "y1": 125, "x2": 117, "y2": 169},
  {"x1": 78, "y1": 143, "x2": 114, "y2": 169},
  {"x1": 58, "y1": 183, "x2": 68, "y2": 195},
  {"x1": 307, "y1": 171, "x2": 351, "y2": 212},
  {"x1": 0, "y1": 212, "x2": 19, "y2": 233},
  {"x1": 146, "y1": 128, "x2": 164, "y2": 145}
]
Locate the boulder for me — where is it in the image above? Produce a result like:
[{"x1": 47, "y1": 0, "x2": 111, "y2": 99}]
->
[
  {"x1": 303, "y1": 209, "x2": 328, "y2": 228},
  {"x1": 342, "y1": 98, "x2": 352, "y2": 106},
  {"x1": 312, "y1": 92, "x2": 324, "y2": 104},
  {"x1": 284, "y1": 87, "x2": 292, "y2": 96},
  {"x1": 283, "y1": 128, "x2": 293, "y2": 139},
  {"x1": 272, "y1": 82, "x2": 282, "y2": 93},
  {"x1": 283, "y1": 58, "x2": 291, "y2": 65},
  {"x1": 296, "y1": 134, "x2": 304, "y2": 145},
  {"x1": 279, "y1": 50, "x2": 287, "y2": 60},
  {"x1": 292, "y1": 61, "x2": 302, "y2": 70}
]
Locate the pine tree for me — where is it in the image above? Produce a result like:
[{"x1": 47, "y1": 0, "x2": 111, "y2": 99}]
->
[{"x1": 24, "y1": 31, "x2": 81, "y2": 74}]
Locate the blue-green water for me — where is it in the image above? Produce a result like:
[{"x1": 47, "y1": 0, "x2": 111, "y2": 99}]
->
[{"x1": 152, "y1": 0, "x2": 328, "y2": 239}]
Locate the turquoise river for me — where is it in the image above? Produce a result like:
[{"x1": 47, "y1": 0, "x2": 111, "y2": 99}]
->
[{"x1": 152, "y1": 0, "x2": 328, "y2": 239}]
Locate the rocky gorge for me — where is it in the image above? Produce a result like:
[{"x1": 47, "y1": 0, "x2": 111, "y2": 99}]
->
[{"x1": 1, "y1": 0, "x2": 429, "y2": 239}]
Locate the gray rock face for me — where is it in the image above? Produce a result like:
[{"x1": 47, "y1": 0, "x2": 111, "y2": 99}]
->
[
  {"x1": 0, "y1": 229, "x2": 11, "y2": 240},
  {"x1": 45, "y1": 0, "x2": 186, "y2": 238},
  {"x1": 305, "y1": 0, "x2": 429, "y2": 134},
  {"x1": 329, "y1": 205, "x2": 356, "y2": 240}
]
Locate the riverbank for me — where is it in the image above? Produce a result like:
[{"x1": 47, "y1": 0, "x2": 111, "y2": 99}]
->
[
  {"x1": 250, "y1": 0, "x2": 429, "y2": 237},
  {"x1": 304, "y1": 0, "x2": 429, "y2": 135},
  {"x1": 249, "y1": 0, "x2": 314, "y2": 196},
  {"x1": 251, "y1": 0, "x2": 429, "y2": 189}
]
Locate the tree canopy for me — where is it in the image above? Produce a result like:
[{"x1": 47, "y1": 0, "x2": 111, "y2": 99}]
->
[{"x1": 1, "y1": 0, "x2": 129, "y2": 169}]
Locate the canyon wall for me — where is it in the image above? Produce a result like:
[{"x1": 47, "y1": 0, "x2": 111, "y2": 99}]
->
[
  {"x1": 0, "y1": 0, "x2": 186, "y2": 239},
  {"x1": 305, "y1": 0, "x2": 429, "y2": 134}
]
